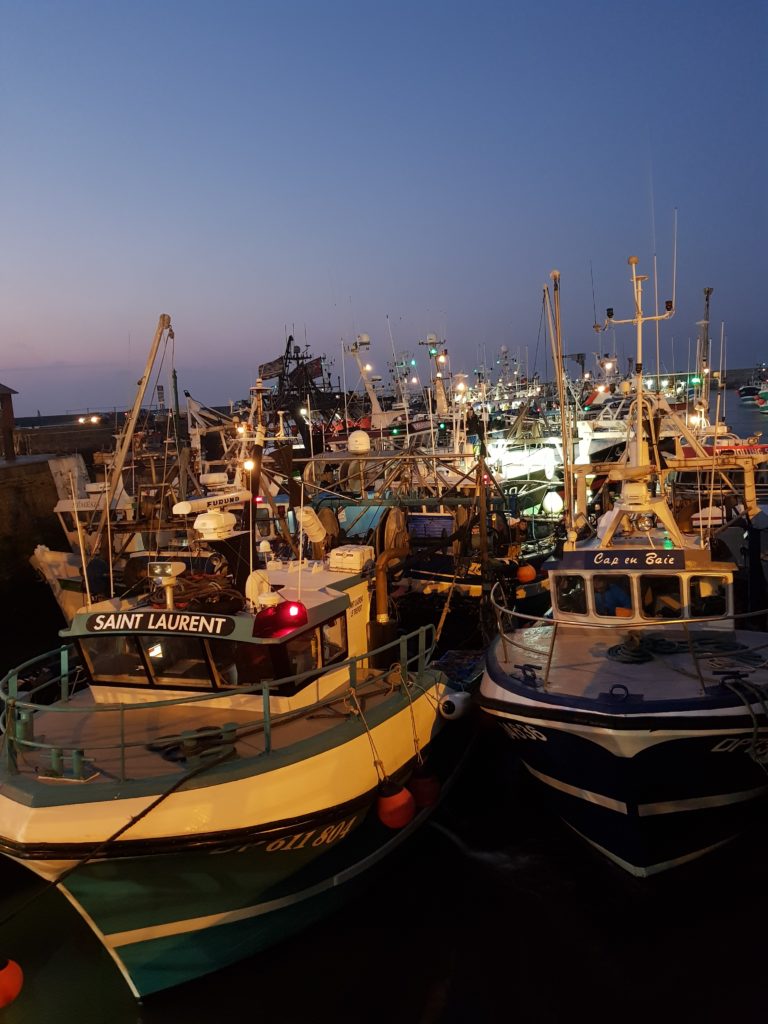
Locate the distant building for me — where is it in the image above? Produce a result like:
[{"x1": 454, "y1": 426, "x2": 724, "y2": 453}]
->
[{"x1": 0, "y1": 382, "x2": 18, "y2": 462}]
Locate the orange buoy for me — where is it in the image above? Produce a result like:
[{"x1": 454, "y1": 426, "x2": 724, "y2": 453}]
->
[
  {"x1": 516, "y1": 563, "x2": 536, "y2": 583},
  {"x1": 376, "y1": 780, "x2": 416, "y2": 829},
  {"x1": 408, "y1": 769, "x2": 441, "y2": 808},
  {"x1": 0, "y1": 958, "x2": 23, "y2": 1008}
]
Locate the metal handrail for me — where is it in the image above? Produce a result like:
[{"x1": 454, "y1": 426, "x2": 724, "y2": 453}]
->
[
  {"x1": 489, "y1": 581, "x2": 768, "y2": 691},
  {"x1": 490, "y1": 581, "x2": 768, "y2": 631},
  {"x1": 1, "y1": 624, "x2": 435, "y2": 709},
  {"x1": 0, "y1": 624, "x2": 437, "y2": 780}
]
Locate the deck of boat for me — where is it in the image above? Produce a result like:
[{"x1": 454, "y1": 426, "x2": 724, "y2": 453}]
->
[
  {"x1": 494, "y1": 623, "x2": 768, "y2": 703},
  {"x1": 11, "y1": 669, "x2": 411, "y2": 784}
]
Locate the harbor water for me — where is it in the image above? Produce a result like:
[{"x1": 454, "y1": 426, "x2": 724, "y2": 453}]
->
[{"x1": 2, "y1": 392, "x2": 768, "y2": 1023}]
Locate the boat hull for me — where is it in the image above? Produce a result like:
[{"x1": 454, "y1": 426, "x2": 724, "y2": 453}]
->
[
  {"x1": 479, "y1": 652, "x2": 768, "y2": 876},
  {"x1": 4, "y1": 714, "x2": 473, "y2": 997},
  {"x1": 48, "y1": 798, "x2": 414, "y2": 995}
]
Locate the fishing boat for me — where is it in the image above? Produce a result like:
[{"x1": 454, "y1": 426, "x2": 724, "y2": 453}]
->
[
  {"x1": 478, "y1": 259, "x2": 768, "y2": 877},
  {"x1": 2, "y1": 317, "x2": 483, "y2": 999},
  {"x1": 29, "y1": 316, "x2": 244, "y2": 625},
  {"x1": 0, "y1": 534, "x2": 479, "y2": 998},
  {"x1": 738, "y1": 367, "x2": 767, "y2": 406},
  {"x1": 300, "y1": 425, "x2": 556, "y2": 647},
  {"x1": 29, "y1": 317, "x2": 310, "y2": 627}
]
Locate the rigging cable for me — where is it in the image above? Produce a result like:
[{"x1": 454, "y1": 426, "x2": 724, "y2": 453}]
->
[
  {"x1": 724, "y1": 678, "x2": 768, "y2": 771},
  {"x1": 0, "y1": 745, "x2": 237, "y2": 930},
  {"x1": 533, "y1": 293, "x2": 546, "y2": 381}
]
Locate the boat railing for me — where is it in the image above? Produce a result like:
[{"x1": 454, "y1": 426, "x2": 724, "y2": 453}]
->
[
  {"x1": 489, "y1": 582, "x2": 768, "y2": 692},
  {"x1": 0, "y1": 623, "x2": 437, "y2": 781}
]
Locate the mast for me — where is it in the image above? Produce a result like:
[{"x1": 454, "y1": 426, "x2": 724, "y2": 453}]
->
[
  {"x1": 92, "y1": 314, "x2": 173, "y2": 557},
  {"x1": 590, "y1": 257, "x2": 688, "y2": 551},
  {"x1": 419, "y1": 334, "x2": 450, "y2": 418},
  {"x1": 171, "y1": 367, "x2": 185, "y2": 442},
  {"x1": 347, "y1": 334, "x2": 387, "y2": 427},
  {"x1": 695, "y1": 287, "x2": 714, "y2": 409},
  {"x1": 544, "y1": 272, "x2": 575, "y2": 547},
  {"x1": 602, "y1": 257, "x2": 674, "y2": 470}
]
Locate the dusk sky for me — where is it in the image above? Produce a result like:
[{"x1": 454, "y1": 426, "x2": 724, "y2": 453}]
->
[{"x1": 1, "y1": 0, "x2": 765, "y2": 416}]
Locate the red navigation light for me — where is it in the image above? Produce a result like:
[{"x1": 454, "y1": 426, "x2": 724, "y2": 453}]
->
[
  {"x1": 252, "y1": 600, "x2": 308, "y2": 637},
  {"x1": 253, "y1": 495, "x2": 264, "y2": 504}
]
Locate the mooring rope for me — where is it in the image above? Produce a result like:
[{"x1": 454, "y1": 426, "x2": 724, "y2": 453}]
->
[
  {"x1": 346, "y1": 688, "x2": 386, "y2": 782},
  {"x1": 0, "y1": 746, "x2": 236, "y2": 930}
]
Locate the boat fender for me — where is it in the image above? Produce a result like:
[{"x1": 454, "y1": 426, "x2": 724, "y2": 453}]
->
[
  {"x1": 439, "y1": 691, "x2": 473, "y2": 720},
  {"x1": 376, "y1": 780, "x2": 416, "y2": 828},
  {"x1": 407, "y1": 767, "x2": 441, "y2": 808},
  {"x1": 297, "y1": 506, "x2": 327, "y2": 544},
  {"x1": 0, "y1": 958, "x2": 23, "y2": 1008}
]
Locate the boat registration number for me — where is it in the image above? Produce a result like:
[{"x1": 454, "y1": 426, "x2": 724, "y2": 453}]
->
[
  {"x1": 502, "y1": 722, "x2": 547, "y2": 742},
  {"x1": 265, "y1": 816, "x2": 357, "y2": 852},
  {"x1": 712, "y1": 736, "x2": 768, "y2": 757}
]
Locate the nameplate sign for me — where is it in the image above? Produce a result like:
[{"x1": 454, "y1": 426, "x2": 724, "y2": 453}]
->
[
  {"x1": 562, "y1": 549, "x2": 686, "y2": 571},
  {"x1": 85, "y1": 611, "x2": 236, "y2": 636}
]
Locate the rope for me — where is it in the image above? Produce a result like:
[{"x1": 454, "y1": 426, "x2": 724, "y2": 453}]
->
[
  {"x1": 434, "y1": 558, "x2": 464, "y2": 645},
  {"x1": 606, "y1": 639, "x2": 654, "y2": 664},
  {"x1": 149, "y1": 573, "x2": 244, "y2": 613},
  {"x1": 395, "y1": 665, "x2": 424, "y2": 768},
  {"x1": 606, "y1": 632, "x2": 754, "y2": 666},
  {"x1": 347, "y1": 688, "x2": 386, "y2": 782},
  {"x1": 0, "y1": 746, "x2": 235, "y2": 930}
]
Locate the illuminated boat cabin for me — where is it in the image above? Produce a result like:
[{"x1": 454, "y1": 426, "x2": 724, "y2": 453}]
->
[
  {"x1": 548, "y1": 548, "x2": 733, "y2": 626},
  {"x1": 65, "y1": 560, "x2": 372, "y2": 705}
]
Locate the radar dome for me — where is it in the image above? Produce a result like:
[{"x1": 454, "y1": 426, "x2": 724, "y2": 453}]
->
[{"x1": 348, "y1": 430, "x2": 372, "y2": 453}]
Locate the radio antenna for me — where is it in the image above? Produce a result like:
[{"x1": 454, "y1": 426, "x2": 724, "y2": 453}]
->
[
  {"x1": 671, "y1": 208, "x2": 678, "y2": 312},
  {"x1": 653, "y1": 252, "x2": 661, "y2": 386}
]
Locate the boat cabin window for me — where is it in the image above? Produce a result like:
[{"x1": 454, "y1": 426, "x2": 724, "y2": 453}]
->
[
  {"x1": 206, "y1": 639, "x2": 239, "y2": 687},
  {"x1": 555, "y1": 575, "x2": 587, "y2": 614},
  {"x1": 233, "y1": 642, "x2": 276, "y2": 688},
  {"x1": 260, "y1": 627, "x2": 323, "y2": 697},
  {"x1": 593, "y1": 574, "x2": 633, "y2": 617},
  {"x1": 254, "y1": 507, "x2": 273, "y2": 537},
  {"x1": 82, "y1": 635, "x2": 277, "y2": 690},
  {"x1": 640, "y1": 575, "x2": 682, "y2": 619},
  {"x1": 322, "y1": 614, "x2": 348, "y2": 665},
  {"x1": 139, "y1": 636, "x2": 212, "y2": 688},
  {"x1": 285, "y1": 628, "x2": 321, "y2": 678},
  {"x1": 80, "y1": 615, "x2": 352, "y2": 694},
  {"x1": 82, "y1": 635, "x2": 146, "y2": 681},
  {"x1": 690, "y1": 575, "x2": 728, "y2": 618}
]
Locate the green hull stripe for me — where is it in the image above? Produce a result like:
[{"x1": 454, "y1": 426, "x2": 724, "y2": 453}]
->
[{"x1": 104, "y1": 802, "x2": 431, "y2": 948}]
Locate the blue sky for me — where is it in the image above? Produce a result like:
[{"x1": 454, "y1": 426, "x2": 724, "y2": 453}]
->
[{"x1": 1, "y1": 0, "x2": 765, "y2": 415}]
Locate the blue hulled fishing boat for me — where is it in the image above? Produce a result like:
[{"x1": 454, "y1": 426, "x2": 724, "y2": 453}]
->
[
  {"x1": 0, "y1": 542, "x2": 478, "y2": 997},
  {"x1": 478, "y1": 259, "x2": 768, "y2": 876}
]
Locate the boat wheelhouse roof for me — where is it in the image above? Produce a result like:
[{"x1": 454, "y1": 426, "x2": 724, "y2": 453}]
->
[
  {"x1": 545, "y1": 548, "x2": 735, "y2": 575},
  {"x1": 62, "y1": 561, "x2": 365, "y2": 646}
]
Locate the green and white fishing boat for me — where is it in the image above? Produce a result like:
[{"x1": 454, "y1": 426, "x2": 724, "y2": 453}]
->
[{"x1": 0, "y1": 546, "x2": 477, "y2": 998}]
